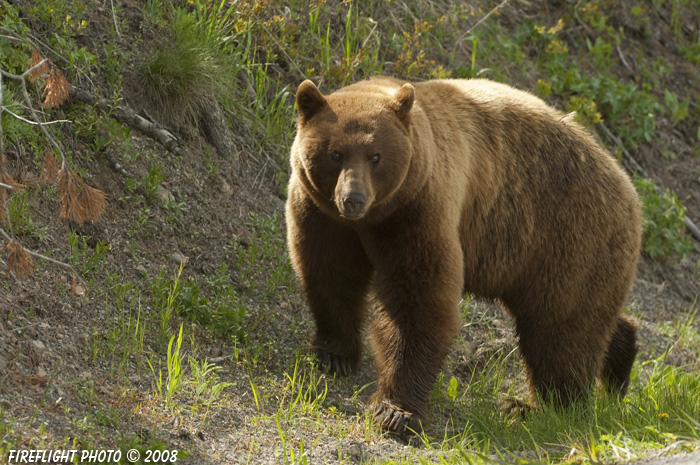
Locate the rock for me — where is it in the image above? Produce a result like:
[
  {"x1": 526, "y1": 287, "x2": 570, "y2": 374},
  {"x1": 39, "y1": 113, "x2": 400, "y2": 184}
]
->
[
  {"x1": 219, "y1": 176, "x2": 234, "y2": 197},
  {"x1": 161, "y1": 223, "x2": 175, "y2": 237},
  {"x1": 31, "y1": 340, "x2": 47, "y2": 353},
  {"x1": 342, "y1": 440, "x2": 370, "y2": 464},
  {"x1": 157, "y1": 186, "x2": 175, "y2": 204},
  {"x1": 171, "y1": 252, "x2": 188, "y2": 266}
]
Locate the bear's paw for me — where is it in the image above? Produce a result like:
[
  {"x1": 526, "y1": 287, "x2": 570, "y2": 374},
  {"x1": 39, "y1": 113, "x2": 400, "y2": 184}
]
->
[
  {"x1": 372, "y1": 401, "x2": 423, "y2": 437},
  {"x1": 312, "y1": 348, "x2": 358, "y2": 377}
]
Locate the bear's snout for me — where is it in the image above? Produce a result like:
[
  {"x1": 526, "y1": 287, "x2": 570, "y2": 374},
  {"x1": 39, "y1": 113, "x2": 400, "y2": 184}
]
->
[{"x1": 341, "y1": 192, "x2": 367, "y2": 218}]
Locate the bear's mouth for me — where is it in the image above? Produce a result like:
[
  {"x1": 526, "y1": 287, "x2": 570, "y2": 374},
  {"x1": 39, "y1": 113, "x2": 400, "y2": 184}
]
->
[{"x1": 339, "y1": 210, "x2": 366, "y2": 220}]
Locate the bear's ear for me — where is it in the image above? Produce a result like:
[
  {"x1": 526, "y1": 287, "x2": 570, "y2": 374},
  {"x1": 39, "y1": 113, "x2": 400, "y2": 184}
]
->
[
  {"x1": 393, "y1": 83, "x2": 415, "y2": 120},
  {"x1": 296, "y1": 80, "x2": 327, "y2": 123}
]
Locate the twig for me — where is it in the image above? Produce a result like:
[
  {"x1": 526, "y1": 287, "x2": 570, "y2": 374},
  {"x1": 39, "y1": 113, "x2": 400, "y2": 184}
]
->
[
  {"x1": 68, "y1": 85, "x2": 183, "y2": 156},
  {"x1": 0, "y1": 320, "x2": 46, "y2": 334},
  {"x1": 598, "y1": 122, "x2": 700, "y2": 243},
  {"x1": 616, "y1": 44, "x2": 634, "y2": 75},
  {"x1": 573, "y1": 9, "x2": 594, "y2": 35},
  {"x1": 254, "y1": 14, "x2": 306, "y2": 80},
  {"x1": 465, "y1": 0, "x2": 510, "y2": 36},
  {"x1": 1, "y1": 59, "x2": 70, "y2": 165},
  {"x1": 0, "y1": 182, "x2": 12, "y2": 190},
  {"x1": 110, "y1": 0, "x2": 121, "y2": 38},
  {"x1": 453, "y1": 0, "x2": 510, "y2": 61},
  {"x1": 598, "y1": 122, "x2": 646, "y2": 174},
  {"x1": 0, "y1": 58, "x2": 50, "y2": 81},
  {"x1": 2, "y1": 107, "x2": 71, "y2": 126}
]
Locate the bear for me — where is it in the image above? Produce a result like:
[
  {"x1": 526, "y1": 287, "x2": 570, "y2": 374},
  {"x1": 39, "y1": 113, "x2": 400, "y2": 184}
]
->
[{"x1": 285, "y1": 77, "x2": 642, "y2": 435}]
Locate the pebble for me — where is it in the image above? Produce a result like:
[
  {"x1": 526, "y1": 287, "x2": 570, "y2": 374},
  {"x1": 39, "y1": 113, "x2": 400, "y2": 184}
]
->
[
  {"x1": 157, "y1": 186, "x2": 175, "y2": 204},
  {"x1": 31, "y1": 340, "x2": 47, "y2": 353},
  {"x1": 219, "y1": 177, "x2": 234, "y2": 197},
  {"x1": 171, "y1": 252, "x2": 189, "y2": 266}
]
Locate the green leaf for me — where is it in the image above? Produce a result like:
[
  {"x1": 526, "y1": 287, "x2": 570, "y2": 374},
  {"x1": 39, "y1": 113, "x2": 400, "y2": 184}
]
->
[{"x1": 447, "y1": 376, "x2": 460, "y2": 401}]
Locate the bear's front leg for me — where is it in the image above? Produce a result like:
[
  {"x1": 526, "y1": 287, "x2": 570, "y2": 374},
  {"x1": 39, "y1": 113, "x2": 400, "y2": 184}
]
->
[
  {"x1": 367, "y1": 232, "x2": 463, "y2": 435},
  {"x1": 287, "y1": 190, "x2": 373, "y2": 376}
]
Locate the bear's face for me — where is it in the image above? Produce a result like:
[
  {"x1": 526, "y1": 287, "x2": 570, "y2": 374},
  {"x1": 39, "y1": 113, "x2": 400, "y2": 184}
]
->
[{"x1": 292, "y1": 80, "x2": 415, "y2": 221}]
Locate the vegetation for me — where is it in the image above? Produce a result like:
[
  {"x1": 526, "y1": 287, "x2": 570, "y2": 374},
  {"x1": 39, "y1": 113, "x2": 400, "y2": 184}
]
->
[{"x1": 1, "y1": 0, "x2": 699, "y2": 463}]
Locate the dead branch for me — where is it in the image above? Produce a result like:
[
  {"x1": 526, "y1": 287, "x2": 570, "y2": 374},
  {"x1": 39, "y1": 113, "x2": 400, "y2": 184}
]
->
[
  {"x1": 598, "y1": 122, "x2": 700, "y2": 243},
  {"x1": 68, "y1": 85, "x2": 183, "y2": 156},
  {"x1": 0, "y1": 227, "x2": 85, "y2": 284},
  {"x1": 2, "y1": 107, "x2": 71, "y2": 126},
  {"x1": 1, "y1": 59, "x2": 70, "y2": 165},
  {"x1": 616, "y1": 44, "x2": 635, "y2": 75},
  {"x1": 200, "y1": 92, "x2": 238, "y2": 163}
]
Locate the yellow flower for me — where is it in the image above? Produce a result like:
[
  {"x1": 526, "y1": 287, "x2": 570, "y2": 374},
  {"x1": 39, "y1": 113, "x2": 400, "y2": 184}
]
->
[{"x1": 548, "y1": 18, "x2": 565, "y2": 35}]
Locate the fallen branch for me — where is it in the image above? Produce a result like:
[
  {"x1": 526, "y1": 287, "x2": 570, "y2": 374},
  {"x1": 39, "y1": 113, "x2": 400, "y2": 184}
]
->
[
  {"x1": 69, "y1": 85, "x2": 183, "y2": 156},
  {"x1": 200, "y1": 92, "x2": 238, "y2": 163},
  {"x1": 598, "y1": 122, "x2": 700, "y2": 243}
]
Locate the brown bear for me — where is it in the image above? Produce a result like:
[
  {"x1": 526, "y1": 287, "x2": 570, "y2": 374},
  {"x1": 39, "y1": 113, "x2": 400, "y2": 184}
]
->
[{"x1": 285, "y1": 77, "x2": 642, "y2": 435}]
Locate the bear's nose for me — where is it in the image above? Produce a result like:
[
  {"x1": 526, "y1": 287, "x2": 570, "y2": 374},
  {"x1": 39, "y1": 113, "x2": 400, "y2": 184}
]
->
[{"x1": 342, "y1": 192, "x2": 366, "y2": 215}]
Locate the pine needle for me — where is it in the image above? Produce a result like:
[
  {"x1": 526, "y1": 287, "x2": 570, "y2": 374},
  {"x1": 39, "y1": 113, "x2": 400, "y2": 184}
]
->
[
  {"x1": 28, "y1": 48, "x2": 49, "y2": 84},
  {"x1": 39, "y1": 149, "x2": 59, "y2": 184},
  {"x1": 42, "y1": 66, "x2": 70, "y2": 109},
  {"x1": 6, "y1": 240, "x2": 33, "y2": 278},
  {"x1": 57, "y1": 165, "x2": 107, "y2": 224}
]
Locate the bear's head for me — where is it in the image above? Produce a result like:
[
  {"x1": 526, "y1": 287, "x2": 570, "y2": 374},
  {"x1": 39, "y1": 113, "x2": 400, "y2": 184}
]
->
[{"x1": 291, "y1": 79, "x2": 416, "y2": 222}]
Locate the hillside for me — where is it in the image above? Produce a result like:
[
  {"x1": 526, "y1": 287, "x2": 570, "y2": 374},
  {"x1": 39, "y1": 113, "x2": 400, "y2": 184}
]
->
[{"x1": 1, "y1": 0, "x2": 700, "y2": 464}]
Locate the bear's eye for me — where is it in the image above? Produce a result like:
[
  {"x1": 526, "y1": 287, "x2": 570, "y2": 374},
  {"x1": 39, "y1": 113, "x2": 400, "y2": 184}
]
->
[
  {"x1": 371, "y1": 153, "x2": 381, "y2": 163},
  {"x1": 331, "y1": 151, "x2": 342, "y2": 161}
]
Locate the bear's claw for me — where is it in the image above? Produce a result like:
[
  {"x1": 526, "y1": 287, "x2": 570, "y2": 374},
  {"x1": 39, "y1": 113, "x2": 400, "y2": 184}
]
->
[
  {"x1": 312, "y1": 348, "x2": 355, "y2": 376},
  {"x1": 372, "y1": 402, "x2": 422, "y2": 437},
  {"x1": 500, "y1": 397, "x2": 535, "y2": 420}
]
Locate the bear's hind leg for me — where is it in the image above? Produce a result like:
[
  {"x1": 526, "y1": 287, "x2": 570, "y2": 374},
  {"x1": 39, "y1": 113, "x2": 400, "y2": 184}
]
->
[
  {"x1": 601, "y1": 315, "x2": 638, "y2": 397},
  {"x1": 514, "y1": 312, "x2": 611, "y2": 410}
]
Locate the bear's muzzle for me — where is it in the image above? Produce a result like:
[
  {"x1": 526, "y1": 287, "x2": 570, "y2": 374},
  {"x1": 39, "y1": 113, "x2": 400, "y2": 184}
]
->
[{"x1": 340, "y1": 192, "x2": 367, "y2": 219}]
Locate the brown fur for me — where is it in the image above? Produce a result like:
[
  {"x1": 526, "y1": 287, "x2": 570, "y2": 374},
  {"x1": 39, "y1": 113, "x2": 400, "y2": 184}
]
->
[{"x1": 286, "y1": 77, "x2": 642, "y2": 435}]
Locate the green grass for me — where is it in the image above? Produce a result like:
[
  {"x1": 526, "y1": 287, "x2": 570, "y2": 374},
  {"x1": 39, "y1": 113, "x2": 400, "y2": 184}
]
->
[
  {"x1": 6, "y1": 190, "x2": 49, "y2": 240},
  {"x1": 138, "y1": 4, "x2": 240, "y2": 132},
  {"x1": 635, "y1": 178, "x2": 695, "y2": 260}
]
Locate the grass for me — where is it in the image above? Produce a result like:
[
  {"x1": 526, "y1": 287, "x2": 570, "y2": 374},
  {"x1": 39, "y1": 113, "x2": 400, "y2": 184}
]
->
[
  {"x1": 1, "y1": 0, "x2": 700, "y2": 463},
  {"x1": 138, "y1": 4, "x2": 240, "y2": 132},
  {"x1": 635, "y1": 177, "x2": 696, "y2": 260}
]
